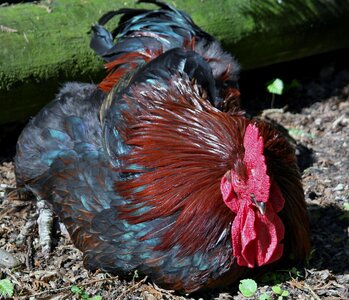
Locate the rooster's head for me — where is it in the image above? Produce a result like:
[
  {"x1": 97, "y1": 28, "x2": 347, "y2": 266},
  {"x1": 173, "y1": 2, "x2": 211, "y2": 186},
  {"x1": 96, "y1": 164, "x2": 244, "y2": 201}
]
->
[{"x1": 220, "y1": 124, "x2": 285, "y2": 268}]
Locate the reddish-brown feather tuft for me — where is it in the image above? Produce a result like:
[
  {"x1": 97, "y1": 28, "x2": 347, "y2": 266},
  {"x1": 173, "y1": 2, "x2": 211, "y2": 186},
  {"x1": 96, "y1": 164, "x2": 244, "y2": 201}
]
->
[
  {"x1": 183, "y1": 37, "x2": 196, "y2": 51},
  {"x1": 99, "y1": 50, "x2": 162, "y2": 93},
  {"x1": 98, "y1": 36, "x2": 199, "y2": 93},
  {"x1": 115, "y1": 75, "x2": 248, "y2": 255},
  {"x1": 221, "y1": 87, "x2": 241, "y2": 112}
]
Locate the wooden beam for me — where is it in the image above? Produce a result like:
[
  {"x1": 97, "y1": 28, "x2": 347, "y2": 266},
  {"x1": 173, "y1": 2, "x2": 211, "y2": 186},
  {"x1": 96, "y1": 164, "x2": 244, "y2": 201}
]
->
[{"x1": 1, "y1": 0, "x2": 349, "y2": 124}]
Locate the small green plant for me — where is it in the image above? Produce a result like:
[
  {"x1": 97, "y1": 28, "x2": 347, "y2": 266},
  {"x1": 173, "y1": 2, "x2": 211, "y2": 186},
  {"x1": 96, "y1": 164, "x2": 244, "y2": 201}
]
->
[
  {"x1": 239, "y1": 278, "x2": 257, "y2": 297},
  {"x1": 259, "y1": 267, "x2": 303, "y2": 287},
  {"x1": 259, "y1": 270, "x2": 289, "y2": 284},
  {"x1": 266, "y1": 78, "x2": 284, "y2": 107},
  {"x1": 272, "y1": 284, "x2": 289, "y2": 299},
  {"x1": 71, "y1": 285, "x2": 102, "y2": 300},
  {"x1": 132, "y1": 269, "x2": 139, "y2": 282},
  {"x1": 288, "y1": 267, "x2": 302, "y2": 279},
  {"x1": 0, "y1": 278, "x2": 14, "y2": 298},
  {"x1": 259, "y1": 293, "x2": 272, "y2": 300},
  {"x1": 288, "y1": 128, "x2": 315, "y2": 139}
]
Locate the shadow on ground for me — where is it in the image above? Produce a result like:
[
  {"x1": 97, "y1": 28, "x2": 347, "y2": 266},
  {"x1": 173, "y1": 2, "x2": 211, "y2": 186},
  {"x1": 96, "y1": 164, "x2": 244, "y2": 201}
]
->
[{"x1": 308, "y1": 204, "x2": 349, "y2": 274}]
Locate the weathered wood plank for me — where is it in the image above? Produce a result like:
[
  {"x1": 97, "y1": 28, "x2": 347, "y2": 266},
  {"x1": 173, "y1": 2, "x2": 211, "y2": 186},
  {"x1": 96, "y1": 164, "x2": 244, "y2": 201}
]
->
[{"x1": 1, "y1": 0, "x2": 349, "y2": 124}]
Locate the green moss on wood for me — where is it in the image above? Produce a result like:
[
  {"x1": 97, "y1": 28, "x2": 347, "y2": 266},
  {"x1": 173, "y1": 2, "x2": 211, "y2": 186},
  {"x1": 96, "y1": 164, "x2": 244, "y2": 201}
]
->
[{"x1": 1, "y1": 0, "x2": 349, "y2": 124}]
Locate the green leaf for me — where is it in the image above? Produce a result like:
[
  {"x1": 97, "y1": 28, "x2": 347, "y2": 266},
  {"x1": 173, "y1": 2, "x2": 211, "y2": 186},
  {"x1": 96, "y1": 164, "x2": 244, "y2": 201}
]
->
[
  {"x1": 272, "y1": 285, "x2": 283, "y2": 295},
  {"x1": 267, "y1": 78, "x2": 284, "y2": 95},
  {"x1": 239, "y1": 279, "x2": 258, "y2": 297},
  {"x1": 281, "y1": 290, "x2": 289, "y2": 297},
  {"x1": 81, "y1": 290, "x2": 90, "y2": 299},
  {"x1": 71, "y1": 285, "x2": 81, "y2": 294},
  {"x1": 0, "y1": 278, "x2": 14, "y2": 297},
  {"x1": 260, "y1": 293, "x2": 272, "y2": 300},
  {"x1": 90, "y1": 296, "x2": 102, "y2": 300},
  {"x1": 288, "y1": 128, "x2": 315, "y2": 139}
]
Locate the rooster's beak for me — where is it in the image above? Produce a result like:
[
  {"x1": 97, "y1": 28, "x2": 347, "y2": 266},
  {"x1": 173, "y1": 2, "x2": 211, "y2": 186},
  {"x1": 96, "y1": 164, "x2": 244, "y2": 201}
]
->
[
  {"x1": 251, "y1": 193, "x2": 266, "y2": 215},
  {"x1": 256, "y1": 201, "x2": 266, "y2": 215}
]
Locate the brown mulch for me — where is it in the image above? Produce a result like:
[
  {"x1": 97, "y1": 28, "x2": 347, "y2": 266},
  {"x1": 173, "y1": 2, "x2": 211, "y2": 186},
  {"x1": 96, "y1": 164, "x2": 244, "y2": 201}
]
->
[{"x1": 0, "y1": 54, "x2": 348, "y2": 299}]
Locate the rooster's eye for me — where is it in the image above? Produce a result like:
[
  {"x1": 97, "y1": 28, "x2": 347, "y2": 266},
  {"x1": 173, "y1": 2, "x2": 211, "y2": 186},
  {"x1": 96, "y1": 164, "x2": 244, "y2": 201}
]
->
[{"x1": 233, "y1": 177, "x2": 243, "y2": 186}]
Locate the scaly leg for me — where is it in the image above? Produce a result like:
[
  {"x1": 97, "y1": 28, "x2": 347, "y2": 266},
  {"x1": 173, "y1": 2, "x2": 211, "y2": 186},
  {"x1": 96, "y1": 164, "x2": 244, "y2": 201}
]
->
[{"x1": 36, "y1": 199, "x2": 53, "y2": 257}]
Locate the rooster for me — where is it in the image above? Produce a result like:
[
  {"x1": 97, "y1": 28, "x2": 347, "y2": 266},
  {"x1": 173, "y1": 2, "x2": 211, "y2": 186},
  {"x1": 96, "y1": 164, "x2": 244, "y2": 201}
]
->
[{"x1": 14, "y1": 0, "x2": 310, "y2": 293}]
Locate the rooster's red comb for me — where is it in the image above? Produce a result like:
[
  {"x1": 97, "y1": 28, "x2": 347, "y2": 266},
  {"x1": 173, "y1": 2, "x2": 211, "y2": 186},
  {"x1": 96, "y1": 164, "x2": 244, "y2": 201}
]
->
[{"x1": 244, "y1": 124, "x2": 270, "y2": 203}]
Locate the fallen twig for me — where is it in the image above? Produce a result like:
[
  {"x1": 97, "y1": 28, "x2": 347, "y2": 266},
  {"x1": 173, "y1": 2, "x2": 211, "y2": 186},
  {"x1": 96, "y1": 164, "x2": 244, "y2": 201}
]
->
[
  {"x1": 303, "y1": 282, "x2": 321, "y2": 300},
  {"x1": 150, "y1": 282, "x2": 182, "y2": 300},
  {"x1": 25, "y1": 236, "x2": 34, "y2": 270},
  {"x1": 260, "y1": 107, "x2": 286, "y2": 118},
  {"x1": 116, "y1": 276, "x2": 148, "y2": 300}
]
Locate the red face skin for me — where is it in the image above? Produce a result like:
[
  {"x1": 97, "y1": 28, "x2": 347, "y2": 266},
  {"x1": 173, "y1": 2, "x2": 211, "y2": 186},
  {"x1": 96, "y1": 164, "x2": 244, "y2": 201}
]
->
[{"x1": 220, "y1": 124, "x2": 285, "y2": 268}]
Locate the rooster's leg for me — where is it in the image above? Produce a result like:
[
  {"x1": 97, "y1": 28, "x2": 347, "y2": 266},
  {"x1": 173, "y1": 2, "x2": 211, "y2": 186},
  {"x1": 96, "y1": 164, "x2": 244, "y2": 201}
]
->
[
  {"x1": 4, "y1": 185, "x2": 54, "y2": 255},
  {"x1": 37, "y1": 199, "x2": 71, "y2": 256},
  {"x1": 37, "y1": 199, "x2": 53, "y2": 257}
]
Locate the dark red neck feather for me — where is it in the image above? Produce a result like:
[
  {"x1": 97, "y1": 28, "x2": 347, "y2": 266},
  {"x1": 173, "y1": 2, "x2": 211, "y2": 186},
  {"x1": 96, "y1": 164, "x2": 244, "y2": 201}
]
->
[{"x1": 115, "y1": 77, "x2": 248, "y2": 255}]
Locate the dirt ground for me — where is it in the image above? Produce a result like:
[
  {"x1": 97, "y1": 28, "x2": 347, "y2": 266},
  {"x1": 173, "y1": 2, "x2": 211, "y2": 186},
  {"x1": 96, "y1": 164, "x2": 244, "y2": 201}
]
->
[{"x1": 0, "y1": 51, "x2": 348, "y2": 299}]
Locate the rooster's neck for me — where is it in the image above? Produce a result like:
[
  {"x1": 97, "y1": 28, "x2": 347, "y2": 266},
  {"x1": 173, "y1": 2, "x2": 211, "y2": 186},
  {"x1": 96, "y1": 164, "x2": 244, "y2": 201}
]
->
[{"x1": 114, "y1": 76, "x2": 247, "y2": 255}]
